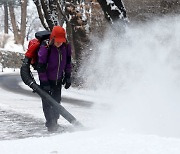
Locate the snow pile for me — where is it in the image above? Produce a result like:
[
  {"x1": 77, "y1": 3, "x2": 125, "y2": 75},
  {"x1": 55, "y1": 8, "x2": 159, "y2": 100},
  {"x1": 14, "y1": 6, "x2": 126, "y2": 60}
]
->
[
  {"x1": 1, "y1": 129, "x2": 180, "y2": 154},
  {"x1": 0, "y1": 33, "x2": 28, "y2": 53},
  {"x1": 3, "y1": 36, "x2": 26, "y2": 53}
]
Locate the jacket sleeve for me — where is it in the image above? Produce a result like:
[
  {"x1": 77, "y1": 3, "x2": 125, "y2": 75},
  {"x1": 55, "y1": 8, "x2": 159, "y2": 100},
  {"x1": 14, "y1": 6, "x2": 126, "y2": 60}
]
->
[
  {"x1": 37, "y1": 45, "x2": 49, "y2": 82},
  {"x1": 65, "y1": 44, "x2": 72, "y2": 75}
]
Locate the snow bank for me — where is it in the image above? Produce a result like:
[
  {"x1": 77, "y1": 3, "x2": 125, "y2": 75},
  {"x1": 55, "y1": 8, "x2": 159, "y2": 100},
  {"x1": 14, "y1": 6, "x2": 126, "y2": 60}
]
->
[{"x1": 1, "y1": 128, "x2": 180, "y2": 154}]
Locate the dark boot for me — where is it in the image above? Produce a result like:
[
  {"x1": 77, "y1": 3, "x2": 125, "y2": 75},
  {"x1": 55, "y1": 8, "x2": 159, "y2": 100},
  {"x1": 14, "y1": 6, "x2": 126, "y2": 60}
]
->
[{"x1": 47, "y1": 119, "x2": 58, "y2": 132}]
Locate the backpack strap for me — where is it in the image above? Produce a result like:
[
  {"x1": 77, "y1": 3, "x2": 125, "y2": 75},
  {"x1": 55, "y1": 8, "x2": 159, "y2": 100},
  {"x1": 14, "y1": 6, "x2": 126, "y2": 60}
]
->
[
  {"x1": 35, "y1": 40, "x2": 50, "y2": 72},
  {"x1": 47, "y1": 45, "x2": 51, "y2": 59},
  {"x1": 41, "y1": 39, "x2": 51, "y2": 57}
]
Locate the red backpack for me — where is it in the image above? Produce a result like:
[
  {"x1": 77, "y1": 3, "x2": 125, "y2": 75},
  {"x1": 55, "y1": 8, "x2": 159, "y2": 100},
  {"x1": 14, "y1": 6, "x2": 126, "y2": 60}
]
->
[{"x1": 25, "y1": 30, "x2": 51, "y2": 69}]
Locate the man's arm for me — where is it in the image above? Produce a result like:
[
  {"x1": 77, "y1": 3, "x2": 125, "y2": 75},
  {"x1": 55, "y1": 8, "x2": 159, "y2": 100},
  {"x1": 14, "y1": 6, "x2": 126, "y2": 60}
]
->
[
  {"x1": 37, "y1": 45, "x2": 49, "y2": 82},
  {"x1": 65, "y1": 44, "x2": 72, "y2": 75}
]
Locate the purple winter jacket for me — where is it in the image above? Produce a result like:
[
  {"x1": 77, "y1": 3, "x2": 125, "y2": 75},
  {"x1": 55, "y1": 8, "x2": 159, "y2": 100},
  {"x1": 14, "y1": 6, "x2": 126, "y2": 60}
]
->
[{"x1": 38, "y1": 43, "x2": 72, "y2": 83}]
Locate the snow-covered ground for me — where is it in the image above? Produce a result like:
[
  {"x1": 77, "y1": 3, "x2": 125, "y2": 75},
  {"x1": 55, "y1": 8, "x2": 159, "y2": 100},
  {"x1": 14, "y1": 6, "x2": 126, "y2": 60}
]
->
[{"x1": 1, "y1": 15, "x2": 180, "y2": 154}]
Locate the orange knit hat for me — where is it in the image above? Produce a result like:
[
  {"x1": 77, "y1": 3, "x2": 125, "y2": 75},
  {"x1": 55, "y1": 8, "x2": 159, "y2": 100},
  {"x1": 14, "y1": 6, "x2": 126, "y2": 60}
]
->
[{"x1": 50, "y1": 26, "x2": 66, "y2": 43}]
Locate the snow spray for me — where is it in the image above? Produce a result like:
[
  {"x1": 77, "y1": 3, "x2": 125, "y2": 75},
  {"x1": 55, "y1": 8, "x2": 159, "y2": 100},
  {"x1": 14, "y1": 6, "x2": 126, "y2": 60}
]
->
[{"x1": 80, "y1": 15, "x2": 180, "y2": 138}]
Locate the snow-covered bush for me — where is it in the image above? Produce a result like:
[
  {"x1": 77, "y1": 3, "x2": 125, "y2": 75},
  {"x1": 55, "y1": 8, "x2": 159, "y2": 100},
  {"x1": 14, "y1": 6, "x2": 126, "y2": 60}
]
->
[{"x1": 0, "y1": 34, "x2": 10, "y2": 48}]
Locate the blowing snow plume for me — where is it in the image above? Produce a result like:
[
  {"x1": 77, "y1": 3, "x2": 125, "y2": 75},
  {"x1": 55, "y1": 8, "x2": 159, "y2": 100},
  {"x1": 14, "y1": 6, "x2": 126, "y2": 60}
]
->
[{"x1": 80, "y1": 15, "x2": 180, "y2": 138}]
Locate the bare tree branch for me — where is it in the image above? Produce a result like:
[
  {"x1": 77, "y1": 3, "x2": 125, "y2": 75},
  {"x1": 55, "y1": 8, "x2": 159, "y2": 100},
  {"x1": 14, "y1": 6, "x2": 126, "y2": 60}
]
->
[
  {"x1": 40, "y1": 0, "x2": 54, "y2": 30},
  {"x1": 97, "y1": 0, "x2": 127, "y2": 23},
  {"x1": 33, "y1": 0, "x2": 49, "y2": 30}
]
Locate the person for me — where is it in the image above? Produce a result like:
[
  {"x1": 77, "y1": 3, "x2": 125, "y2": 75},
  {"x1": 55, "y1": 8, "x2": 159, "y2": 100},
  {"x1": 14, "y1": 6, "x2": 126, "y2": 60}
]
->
[{"x1": 36, "y1": 26, "x2": 72, "y2": 132}]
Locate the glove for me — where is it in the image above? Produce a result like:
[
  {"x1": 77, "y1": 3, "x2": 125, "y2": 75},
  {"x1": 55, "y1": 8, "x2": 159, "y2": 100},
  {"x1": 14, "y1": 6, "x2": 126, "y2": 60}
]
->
[
  {"x1": 40, "y1": 81, "x2": 52, "y2": 94},
  {"x1": 62, "y1": 73, "x2": 71, "y2": 89}
]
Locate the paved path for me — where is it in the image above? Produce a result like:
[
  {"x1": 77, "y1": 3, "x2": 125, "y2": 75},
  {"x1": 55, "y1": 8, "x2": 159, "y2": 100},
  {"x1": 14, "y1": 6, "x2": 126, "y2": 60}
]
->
[
  {"x1": 0, "y1": 73, "x2": 91, "y2": 140},
  {"x1": 0, "y1": 73, "x2": 92, "y2": 107},
  {"x1": 0, "y1": 108, "x2": 74, "y2": 140}
]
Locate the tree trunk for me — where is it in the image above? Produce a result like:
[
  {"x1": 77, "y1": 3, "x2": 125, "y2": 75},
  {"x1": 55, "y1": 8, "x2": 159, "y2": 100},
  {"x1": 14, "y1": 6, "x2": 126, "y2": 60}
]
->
[
  {"x1": 8, "y1": 2, "x2": 21, "y2": 44},
  {"x1": 65, "y1": 1, "x2": 90, "y2": 60},
  {"x1": 56, "y1": 0, "x2": 66, "y2": 26},
  {"x1": 49, "y1": 0, "x2": 59, "y2": 26},
  {"x1": 20, "y1": 0, "x2": 28, "y2": 45},
  {"x1": 8, "y1": 0, "x2": 28, "y2": 45},
  {"x1": 4, "y1": 2, "x2": 8, "y2": 34}
]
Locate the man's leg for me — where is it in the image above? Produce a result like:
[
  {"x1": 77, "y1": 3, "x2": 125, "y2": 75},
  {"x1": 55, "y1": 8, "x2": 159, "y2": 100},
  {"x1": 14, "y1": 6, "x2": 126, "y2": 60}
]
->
[
  {"x1": 51, "y1": 84, "x2": 62, "y2": 121},
  {"x1": 42, "y1": 99, "x2": 54, "y2": 128}
]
